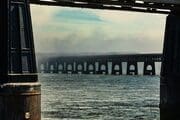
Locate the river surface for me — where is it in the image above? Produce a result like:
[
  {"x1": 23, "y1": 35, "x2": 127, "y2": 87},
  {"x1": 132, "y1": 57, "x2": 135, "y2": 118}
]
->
[{"x1": 40, "y1": 74, "x2": 160, "y2": 120}]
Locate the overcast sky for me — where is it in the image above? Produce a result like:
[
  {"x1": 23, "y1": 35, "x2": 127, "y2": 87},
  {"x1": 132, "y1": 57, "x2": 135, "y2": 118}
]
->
[{"x1": 30, "y1": 5, "x2": 167, "y2": 54}]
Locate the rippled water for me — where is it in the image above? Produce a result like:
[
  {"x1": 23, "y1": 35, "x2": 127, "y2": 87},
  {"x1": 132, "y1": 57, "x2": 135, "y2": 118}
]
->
[{"x1": 40, "y1": 74, "x2": 160, "y2": 120}]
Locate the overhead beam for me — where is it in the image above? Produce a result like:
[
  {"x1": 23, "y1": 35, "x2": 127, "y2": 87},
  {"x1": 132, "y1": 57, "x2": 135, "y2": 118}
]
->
[{"x1": 30, "y1": 0, "x2": 180, "y2": 14}]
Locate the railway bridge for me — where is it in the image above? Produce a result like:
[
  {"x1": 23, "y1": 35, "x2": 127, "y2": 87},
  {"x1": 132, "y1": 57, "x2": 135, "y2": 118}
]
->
[
  {"x1": 1, "y1": 0, "x2": 180, "y2": 119},
  {"x1": 38, "y1": 54, "x2": 162, "y2": 75}
]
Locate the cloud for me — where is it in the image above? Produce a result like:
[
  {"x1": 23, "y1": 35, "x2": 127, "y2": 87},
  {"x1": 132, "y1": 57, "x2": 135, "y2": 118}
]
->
[
  {"x1": 30, "y1": 6, "x2": 166, "y2": 54},
  {"x1": 53, "y1": 9, "x2": 103, "y2": 22}
]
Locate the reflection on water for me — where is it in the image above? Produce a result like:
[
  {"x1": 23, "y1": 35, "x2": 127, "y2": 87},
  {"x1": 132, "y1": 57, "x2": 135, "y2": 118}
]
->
[{"x1": 40, "y1": 74, "x2": 160, "y2": 120}]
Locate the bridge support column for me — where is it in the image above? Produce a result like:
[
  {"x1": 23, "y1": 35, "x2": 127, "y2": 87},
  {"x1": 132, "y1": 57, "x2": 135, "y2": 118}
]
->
[
  {"x1": 53, "y1": 62, "x2": 58, "y2": 73},
  {"x1": 44, "y1": 62, "x2": 49, "y2": 73},
  {"x1": 143, "y1": 61, "x2": 155, "y2": 75},
  {"x1": 160, "y1": 13, "x2": 180, "y2": 120},
  {"x1": 127, "y1": 62, "x2": 138, "y2": 75},
  {"x1": 0, "y1": 0, "x2": 41, "y2": 120}
]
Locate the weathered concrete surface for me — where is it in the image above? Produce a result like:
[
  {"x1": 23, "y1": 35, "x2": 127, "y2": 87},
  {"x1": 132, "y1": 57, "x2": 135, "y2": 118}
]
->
[{"x1": 0, "y1": 82, "x2": 41, "y2": 120}]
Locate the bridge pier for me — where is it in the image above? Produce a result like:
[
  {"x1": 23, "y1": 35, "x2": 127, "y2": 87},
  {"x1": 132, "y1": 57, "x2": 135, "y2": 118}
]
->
[
  {"x1": 44, "y1": 62, "x2": 49, "y2": 73},
  {"x1": 112, "y1": 62, "x2": 122, "y2": 75},
  {"x1": 127, "y1": 62, "x2": 138, "y2": 75},
  {"x1": 0, "y1": 0, "x2": 41, "y2": 119},
  {"x1": 160, "y1": 13, "x2": 180, "y2": 120},
  {"x1": 52, "y1": 61, "x2": 59, "y2": 73},
  {"x1": 143, "y1": 61, "x2": 155, "y2": 75}
]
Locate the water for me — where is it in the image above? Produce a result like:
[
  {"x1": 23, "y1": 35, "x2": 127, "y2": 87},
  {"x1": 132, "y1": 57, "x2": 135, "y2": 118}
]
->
[{"x1": 40, "y1": 74, "x2": 160, "y2": 120}]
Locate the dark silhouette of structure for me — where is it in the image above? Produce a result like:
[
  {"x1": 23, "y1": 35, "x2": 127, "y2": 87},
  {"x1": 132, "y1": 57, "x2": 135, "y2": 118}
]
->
[
  {"x1": 0, "y1": 0, "x2": 40, "y2": 119},
  {"x1": 0, "y1": 0, "x2": 180, "y2": 119},
  {"x1": 37, "y1": 54, "x2": 161, "y2": 75}
]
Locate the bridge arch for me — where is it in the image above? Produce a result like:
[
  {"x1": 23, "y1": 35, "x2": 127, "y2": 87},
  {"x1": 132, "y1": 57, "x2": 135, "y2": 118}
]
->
[
  {"x1": 75, "y1": 63, "x2": 84, "y2": 74},
  {"x1": 114, "y1": 65, "x2": 120, "y2": 70},
  {"x1": 130, "y1": 65, "x2": 135, "y2": 70},
  {"x1": 112, "y1": 62, "x2": 122, "y2": 75},
  {"x1": 58, "y1": 64, "x2": 63, "y2": 70},
  {"x1": 127, "y1": 62, "x2": 138, "y2": 75},
  {"x1": 77, "y1": 64, "x2": 83, "y2": 70},
  {"x1": 67, "y1": 64, "x2": 73, "y2": 70},
  {"x1": 40, "y1": 64, "x2": 45, "y2": 70},
  {"x1": 143, "y1": 62, "x2": 155, "y2": 75},
  {"x1": 50, "y1": 64, "x2": 54, "y2": 73},
  {"x1": 97, "y1": 62, "x2": 108, "y2": 74},
  {"x1": 88, "y1": 64, "x2": 94, "y2": 70},
  {"x1": 147, "y1": 65, "x2": 153, "y2": 70},
  {"x1": 100, "y1": 64, "x2": 106, "y2": 71},
  {"x1": 86, "y1": 63, "x2": 95, "y2": 74}
]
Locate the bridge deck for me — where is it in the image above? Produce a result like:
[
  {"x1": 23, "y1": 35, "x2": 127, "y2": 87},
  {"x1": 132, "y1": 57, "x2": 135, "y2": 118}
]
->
[
  {"x1": 30, "y1": 0, "x2": 180, "y2": 14},
  {"x1": 40, "y1": 53, "x2": 162, "y2": 62}
]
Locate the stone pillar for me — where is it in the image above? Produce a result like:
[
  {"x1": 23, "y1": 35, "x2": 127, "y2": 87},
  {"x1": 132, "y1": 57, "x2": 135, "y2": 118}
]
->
[
  {"x1": 160, "y1": 13, "x2": 180, "y2": 120},
  {"x1": 53, "y1": 61, "x2": 58, "y2": 73},
  {"x1": 0, "y1": 0, "x2": 41, "y2": 119},
  {"x1": 44, "y1": 62, "x2": 49, "y2": 73}
]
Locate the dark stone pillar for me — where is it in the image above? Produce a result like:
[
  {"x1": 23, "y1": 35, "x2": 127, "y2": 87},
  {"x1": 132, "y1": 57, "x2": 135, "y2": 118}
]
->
[
  {"x1": 97, "y1": 61, "x2": 108, "y2": 74},
  {"x1": 0, "y1": 0, "x2": 41, "y2": 120},
  {"x1": 44, "y1": 62, "x2": 49, "y2": 73},
  {"x1": 127, "y1": 62, "x2": 138, "y2": 75},
  {"x1": 62, "y1": 62, "x2": 67, "y2": 74},
  {"x1": 143, "y1": 61, "x2": 155, "y2": 75},
  {"x1": 53, "y1": 62, "x2": 58, "y2": 73},
  {"x1": 112, "y1": 62, "x2": 122, "y2": 75},
  {"x1": 160, "y1": 13, "x2": 180, "y2": 120}
]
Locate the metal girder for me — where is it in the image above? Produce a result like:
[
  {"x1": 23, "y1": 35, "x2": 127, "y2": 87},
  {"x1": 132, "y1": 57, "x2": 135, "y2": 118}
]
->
[{"x1": 30, "y1": 0, "x2": 180, "y2": 14}]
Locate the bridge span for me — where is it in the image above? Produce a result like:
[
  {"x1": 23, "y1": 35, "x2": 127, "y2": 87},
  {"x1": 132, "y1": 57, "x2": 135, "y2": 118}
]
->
[{"x1": 38, "y1": 53, "x2": 162, "y2": 75}]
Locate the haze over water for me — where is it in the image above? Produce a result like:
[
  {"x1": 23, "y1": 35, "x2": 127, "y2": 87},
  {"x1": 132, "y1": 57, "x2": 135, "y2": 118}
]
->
[{"x1": 40, "y1": 74, "x2": 160, "y2": 120}]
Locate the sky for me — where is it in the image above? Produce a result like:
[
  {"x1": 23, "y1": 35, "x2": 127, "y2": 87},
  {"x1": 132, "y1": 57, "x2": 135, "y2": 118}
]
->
[{"x1": 30, "y1": 5, "x2": 167, "y2": 54}]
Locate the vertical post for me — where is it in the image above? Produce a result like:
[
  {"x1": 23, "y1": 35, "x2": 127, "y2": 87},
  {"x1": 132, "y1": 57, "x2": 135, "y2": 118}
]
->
[
  {"x1": 0, "y1": 0, "x2": 41, "y2": 120},
  {"x1": 160, "y1": 13, "x2": 180, "y2": 120}
]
